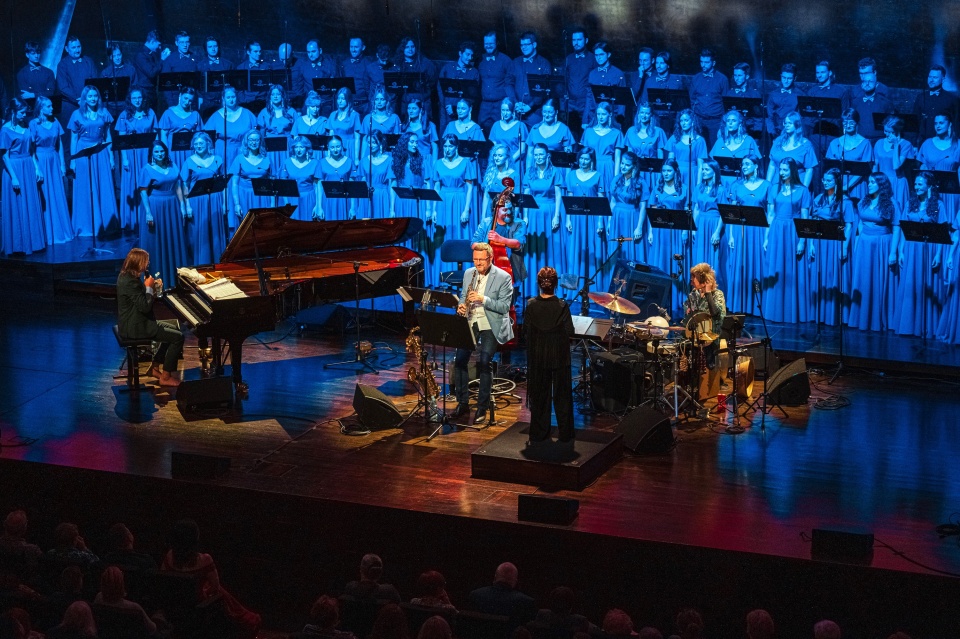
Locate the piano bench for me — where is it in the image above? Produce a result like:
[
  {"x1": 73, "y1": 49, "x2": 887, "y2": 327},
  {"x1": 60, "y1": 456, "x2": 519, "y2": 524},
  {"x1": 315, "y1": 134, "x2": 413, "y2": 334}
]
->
[{"x1": 113, "y1": 325, "x2": 155, "y2": 391}]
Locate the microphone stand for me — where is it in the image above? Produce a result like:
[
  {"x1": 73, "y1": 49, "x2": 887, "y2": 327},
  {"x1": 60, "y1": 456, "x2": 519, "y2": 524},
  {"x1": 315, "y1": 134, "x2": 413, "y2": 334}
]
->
[{"x1": 325, "y1": 260, "x2": 380, "y2": 374}]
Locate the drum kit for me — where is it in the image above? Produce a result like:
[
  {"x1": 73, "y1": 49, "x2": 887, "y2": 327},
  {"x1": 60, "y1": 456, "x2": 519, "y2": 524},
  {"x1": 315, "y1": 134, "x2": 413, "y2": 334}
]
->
[{"x1": 561, "y1": 278, "x2": 754, "y2": 422}]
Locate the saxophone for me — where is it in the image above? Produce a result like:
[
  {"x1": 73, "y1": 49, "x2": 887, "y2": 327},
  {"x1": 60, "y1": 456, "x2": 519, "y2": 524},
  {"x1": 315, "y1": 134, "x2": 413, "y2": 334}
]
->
[{"x1": 405, "y1": 327, "x2": 440, "y2": 420}]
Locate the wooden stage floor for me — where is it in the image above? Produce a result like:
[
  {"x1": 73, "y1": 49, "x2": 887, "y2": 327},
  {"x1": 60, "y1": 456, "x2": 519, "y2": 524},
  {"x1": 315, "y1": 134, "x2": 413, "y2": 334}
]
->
[{"x1": 2, "y1": 297, "x2": 960, "y2": 637}]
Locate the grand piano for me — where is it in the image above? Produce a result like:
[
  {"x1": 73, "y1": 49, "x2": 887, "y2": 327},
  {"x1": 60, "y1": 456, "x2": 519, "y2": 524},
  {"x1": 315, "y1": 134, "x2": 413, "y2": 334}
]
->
[{"x1": 163, "y1": 205, "x2": 424, "y2": 395}]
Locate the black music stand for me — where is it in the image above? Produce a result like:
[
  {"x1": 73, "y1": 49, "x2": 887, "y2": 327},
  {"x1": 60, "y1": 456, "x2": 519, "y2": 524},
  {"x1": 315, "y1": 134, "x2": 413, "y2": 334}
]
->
[
  {"x1": 397, "y1": 286, "x2": 460, "y2": 310},
  {"x1": 794, "y1": 218, "x2": 846, "y2": 371},
  {"x1": 525, "y1": 74, "x2": 565, "y2": 100},
  {"x1": 634, "y1": 156, "x2": 665, "y2": 174},
  {"x1": 457, "y1": 139, "x2": 492, "y2": 162},
  {"x1": 590, "y1": 85, "x2": 636, "y2": 109},
  {"x1": 898, "y1": 220, "x2": 953, "y2": 343},
  {"x1": 158, "y1": 71, "x2": 202, "y2": 93},
  {"x1": 250, "y1": 69, "x2": 292, "y2": 93},
  {"x1": 312, "y1": 77, "x2": 356, "y2": 100},
  {"x1": 797, "y1": 95, "x2": 843, "y2": 160},
  {"x1": 187, "y1": 174, "x2": 231, "y2": 199},
  {"x1": 416, "y1": 309, "x2": 478, "y2": 439},
  {"x1": 548, "y1": 150, "x2": 578, "y2": 169},
  {"x1": 439, "y1": 78, "x2": 481, "y2": 105},
  {"x1": 925, "y1": 170, "x2": 960, "y2": 196},
  {"x1": 645, "y1": 88, "x2": 690, "y2": 112},
  {"x1": 303, "y1": 134, "x2": 332, "y2": 154},
  {"x1": 562, "y1": 196, "x2": 613, "y2": 316},
  {"x1": 111, "y1": 132, "x2": 156, "y2": 154},
  {"x1": 170, "y1": 131, "x2": 196, "y2": 155},
  {"x1": 322, "y1": 180, "x2": 369, "y2": 219},
  {"x1": 263, "y1": 136, "x2": 289, "y2": 155},
  {"x1": 718, "y1": 203, "x2": 767, "y2": 314},
  {"x1": 712, "y1": 154, "x2": 755, "y2": 179},
  {"x1": 647, "y1": 207, "x2": 697, "y2": 311},
  {"x1": 252, "y1": 178, "x2": 299, "y2": 208},
  {"x1": 73, "y1": 142, "x2": 113, "y2": 257},
  {"x1": 86, "y1": 76, "x2": 129, "y2": 106},
  {"x1": 722, "y1": 96, "x2": 764, "y2": 121},
  {"x1": 393, "y1": 187, "x2": 442, "y2": 222},
  {"x1": 205, "y1": 70, "x2": 249, "y2": 94},
  {"x1": 382, "y1": 72, "x2": 425, "y2": 100},
  {"x1": 822, "y1": 158, "x2": 873, "y2": 198},
  {"x1": 325, "y1": 258, "x2": 384, "y2": 375}
]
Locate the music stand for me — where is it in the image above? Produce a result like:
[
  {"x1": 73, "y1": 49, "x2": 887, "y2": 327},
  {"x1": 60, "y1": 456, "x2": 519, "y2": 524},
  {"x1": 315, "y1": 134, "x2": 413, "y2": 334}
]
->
[
  {"x1": 86, "y1": 76, "x2": 129, "y2": 105},
  {"x1": 634, "y1": 156, "x2": 664, "y2": 174},
  {"x1": 205, "y1": 69, "x2": 250, "y2": 94},
  {"x1": 722, "y1": 96, "x2": 763, "y2": 120},
  {"x1": 393, "y1": 186, "x2": 442, "y2": 219},
  {"x1": 312, "y1": 77, "x2": 356, "y2": 99},
  {"x1": 797, "y1": 96, "x2": 843, "y2": 160},
  {"x1": 252, "y1": 177, "x2": 299, "y2": 207},
  {"x1": 158, "y1": 71, "x2": 202, "y2": 93},
  {"x1": 562, "y1": 196, "x2": 613, "y2": 315},
  {"x1": 548, "y1": 150, "x2": 578, "y2": 169},
  {"x1": 794, "y1": 218, "x2": 846, "y2": 360},
  {"x1": 525, "y1": 73, "x2": 565, "y2": 100},
  {"x1": 303, "y1": 134, "x2": 332, "y2": 153},
  {"x1": 648, "y1": 207, "x2": 697, "y2": 309},
  {"x1": 899, "y1": 220, "x2": 953, "y2": 343},
  {"x1": 822, "y1": 158, "x2": 872, "y2": 196},
  {"x1": 925, "y1": 170, "x2": 960, "y2": 196},
  {"x1": 439, "y1": 78, "x2": 480, "y2": 104},
  {"x1": 416, "y1": 309, "x2": 478, "y2": 439},
  {"x1": 397, "y1": 286, "x2": 460, "y2": 310},
  {"x1": 262, "y1": 136, "x2": 288, "y2": 155},
  {"x1": 457, "y1": 139, "x2": 492, "y2": 162},
  {"x1": 73, "y1": 142, "x2": 113, "y2": 257},
  {"x1": 718, "y1": 203, "x2": 768, "y2": 315},
  {"x1": 382, "y1": 72, "x2": 425, "y2": 98},
  {"x1": 590, "y1": 85, "x2": 636, "y2": 108},
  {"x1": 645, "y1": 88, "x2": 690, "y2": 112},
  {"x1": 322, "y1": 180, "x2": 369, "y2": 217},
  {"x1": 112, "y1": 132, "x2": 156, "y2": 154},
  {"x1": 187, "y1": 174, "x2": 231, "y2": 199},
  {"x1": 170, "y1": 131, "x2": 196, "y2": 155},
  {"x1": 712, "y1": 154, "x2": 747, "y2": 179},
  {"x1": 250, "y1": 69, "x2": 292, "y2": 93}
]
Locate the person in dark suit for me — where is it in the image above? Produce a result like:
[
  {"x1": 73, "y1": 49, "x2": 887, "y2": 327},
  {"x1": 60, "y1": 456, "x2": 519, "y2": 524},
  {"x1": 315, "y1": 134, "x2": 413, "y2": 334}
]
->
[
  {"x1": 466, "y1": 562, "x2": 536, "y2": 630},
  {"x1": 116, "y1": 247, "x2": 183, "y2": 387},
  {"x1": 524, "y1": 267, "x2": 575, "y2": 443},
  {"x1": 16, "y1": 41, "x2": 56, "y2": 103}
]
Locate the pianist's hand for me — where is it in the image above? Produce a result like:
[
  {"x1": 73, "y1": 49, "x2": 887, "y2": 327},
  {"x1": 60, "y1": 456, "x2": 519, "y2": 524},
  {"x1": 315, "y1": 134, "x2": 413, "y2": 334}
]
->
[
  {"x1": 154, "y1": 278, "x2": 163, "y2": 291},
  {"x1": 144, "y1": 275, "x2": 155, "y2": 289}
]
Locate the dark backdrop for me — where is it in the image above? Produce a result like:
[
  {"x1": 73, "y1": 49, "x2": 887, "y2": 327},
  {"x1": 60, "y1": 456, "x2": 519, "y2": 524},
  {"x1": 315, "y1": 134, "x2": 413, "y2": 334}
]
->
[{"x1": 2, "y1": 0, "x2": 958, "y2": 98}]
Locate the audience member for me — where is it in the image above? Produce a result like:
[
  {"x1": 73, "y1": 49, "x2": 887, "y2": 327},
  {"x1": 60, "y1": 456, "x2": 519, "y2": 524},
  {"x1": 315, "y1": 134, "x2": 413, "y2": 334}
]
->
[
  {"x1": 670, "y1": 608, "x2": 703, "y2": 639},
  {"x1": 344, "y1": 554, "x2": 402, "y2": 603},
  {"x1": 0, "y1": 615, "x2": 25, "y2": 639},
  {"x1": 93, "y1": 566, "x2": 157, "y2": 636},
  {"x1": 416, "y1": 616, "x2": 452, "y2": 639},
  {"x1": 410, "y1": 571, "x2": 456, "y2": 612},
  {"x1": 467, "y1": 562, "x2": 536, "y2": 628},
  {"x1": 161, "y1": 519, "x2": 261, "y2": 639},
  {"x1": 746, "y1": 609, "x2": 774, "y2": 639},
  {"x1": 45, "y1": 523, "x2": 99, "y2": 570},
  {"x1": 368, "y1": 603, "x2": 410, "y2": 639},
  {"x1": 5, "y1": 609, "x2": 41, "y2": 639},
  {"x1": 301, "y1": 595, "x2": 358, "y2": 639},
  {"x1": 47, "y1": 565, "x2": 85, "y2": 618},
  {"x1": 101, "y1": 523, "x2": 157, "y2": 573},
  {"x1": 602, "y1": 609, "x2": 637, "y2": 637},
  {"x1": 813, "y1": 620, "x2": 840, "y2": 639},
  {"x1": 638, "y1": 628, "x2": 663, "y2": 639},
  {"x1": 0, "y1": 511, "x2": 43, "y2": 582},
  {"x1": 45, "y1": 601, "x2": 97, "y2": 639},
  {"x1": 530, "y1": 586, "x2": 596, "y2": 634}
]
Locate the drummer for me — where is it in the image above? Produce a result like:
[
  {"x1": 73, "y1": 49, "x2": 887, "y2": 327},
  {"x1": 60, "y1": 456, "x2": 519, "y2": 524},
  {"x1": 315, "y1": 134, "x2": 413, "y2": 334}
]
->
[{"x1": 684, "y1": 262, "x2": 726, "y2": 368}]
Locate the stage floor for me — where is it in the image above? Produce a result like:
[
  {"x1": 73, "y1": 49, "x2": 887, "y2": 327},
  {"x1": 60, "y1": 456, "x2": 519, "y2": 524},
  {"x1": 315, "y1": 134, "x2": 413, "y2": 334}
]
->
[{"x1": 1, "y1": 297, "x2": 959, "y2": 584}]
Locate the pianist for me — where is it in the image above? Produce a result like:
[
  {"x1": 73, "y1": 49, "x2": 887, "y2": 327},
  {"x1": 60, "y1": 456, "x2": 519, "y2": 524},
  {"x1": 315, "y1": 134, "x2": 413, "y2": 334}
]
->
[{"x1": 117, "y1": 248, "x2": 184, "y2": 387}]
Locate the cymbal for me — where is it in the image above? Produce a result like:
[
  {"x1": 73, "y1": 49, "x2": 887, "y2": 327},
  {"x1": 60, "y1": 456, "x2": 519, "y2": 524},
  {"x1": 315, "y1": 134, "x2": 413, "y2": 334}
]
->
[
  {"x1": 588, "y1": 292, "x2": 641, "y2": 315},
  {"x1": 696, "y1": 331, "x2": 719, "y2": 344}
]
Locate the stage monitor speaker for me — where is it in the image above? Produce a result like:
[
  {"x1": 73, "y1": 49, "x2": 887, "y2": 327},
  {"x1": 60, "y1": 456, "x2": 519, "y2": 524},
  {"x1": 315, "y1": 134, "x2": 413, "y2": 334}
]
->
[
  {"x1": 609, "y1": 260, "x2": 674, "y2": 318},
  {"x1": 171, "y1": 451, "x2": 230, "y2": 480},
  {"x1": 616, "y1": 406, "x2": 674, "y2": 454},
  {"x1": 518, "y1": 494, "x2": 579, "y2": 525},
  {"x1": 811, "y1": 529, "x2": 874, "y2": 565},
  {"x1": 766, "y1": 357, "x2": 810, "y2": 405},
  {"x1": 353, "y1": 383, "x2": 404, "y2": 430},
  {"x1": 590, "y1": 350, "x2": 644, "y2": 413},
  {"x1": 176, "y1": 377, "x2": 234, "y2": 413}
]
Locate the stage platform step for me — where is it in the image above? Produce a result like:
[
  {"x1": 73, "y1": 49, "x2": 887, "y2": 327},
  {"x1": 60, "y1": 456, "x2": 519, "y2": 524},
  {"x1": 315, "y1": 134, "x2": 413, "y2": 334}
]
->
[{"x1": 471, "y1": 421, "x2": 623, "y2": 490}]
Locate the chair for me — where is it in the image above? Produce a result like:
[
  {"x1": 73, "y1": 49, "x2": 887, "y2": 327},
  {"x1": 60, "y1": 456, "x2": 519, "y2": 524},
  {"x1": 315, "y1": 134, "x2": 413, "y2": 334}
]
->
[
  {"x1": 439, "y1": 239, "x2": 475, "y2": 291},
  {"x1": 455, "y1": 610, "x2": 513, "y2": 639},
  {"x1": 112, "y1": 325, "x2": 154, "y2": 391}
]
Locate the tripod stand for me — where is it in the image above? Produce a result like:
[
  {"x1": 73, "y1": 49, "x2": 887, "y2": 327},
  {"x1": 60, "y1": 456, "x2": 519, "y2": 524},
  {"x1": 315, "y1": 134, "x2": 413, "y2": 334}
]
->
[{"x1": 325, "y1": 261, "x2": 380, "y2": 374}]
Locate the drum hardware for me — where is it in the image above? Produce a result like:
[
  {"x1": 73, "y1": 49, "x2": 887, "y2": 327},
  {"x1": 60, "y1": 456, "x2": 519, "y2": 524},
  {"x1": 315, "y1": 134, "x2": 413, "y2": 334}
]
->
[{"x1": 722, "y1": 314, "x2": 747, "y2": 434}]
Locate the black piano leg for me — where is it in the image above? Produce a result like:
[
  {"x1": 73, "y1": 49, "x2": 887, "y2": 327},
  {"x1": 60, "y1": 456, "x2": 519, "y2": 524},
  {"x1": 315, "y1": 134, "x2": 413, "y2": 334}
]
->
[{"x1": 230, "y1": 340, "x2": 249, "y2": 398}]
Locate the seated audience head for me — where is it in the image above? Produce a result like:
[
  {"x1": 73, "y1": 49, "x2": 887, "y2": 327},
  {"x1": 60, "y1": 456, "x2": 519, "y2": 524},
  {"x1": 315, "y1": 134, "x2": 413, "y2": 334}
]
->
[
  {"x1": 675, "y1": 608, "x2": 704, "y2": 639},
  {"x1": 2, "y1": 511, "x2": 28, "y2": 539},
  {"x1": 814, "y1": 620, "x2": 841, "y2": 639},
  {"x1": 746, "y1": 609, "x2": 774, "y2": 639},
  {"x1": 107, "y1": 523, "x2": 134, "y2": 551},
  {"x1": 416, "y1": 570, "x2": 448, "y2": 598},
  {"x1": 494, "y1": 561, "x2": 518, "y2": 587},
  {"x1": 59, "y1": 565, "x2": 84, "y2": 595},
  {"x1": 360, "y1": 553, "x2": 385, "y2": 581},
  {"x1": 547, "y1": 586, "x2": 576, "y2": 615},
  {"x1": 602, "y1": 609, "x2": 635, "y2": 636},
  {"x1": 309, "y1": 594, "x2": 340, "y2": 630},
  {"x1": 59, "y1": 601, "x2": 97, "y2": 636},
  {"x1": 99, "y1": 566, "x2": 126, "y2": 602},
  {"x1": 638, "y1": 628, "x2": 662, "y2": 639},
  {"x1": 370, "y1": 603, "x2": 410, "y2": 639},
  {"x1": 417, "y1": 616, "x2": 452, "y2": 639},
  {"x1": 53, "y1": 522, "x2": 82, "y2": 549}
]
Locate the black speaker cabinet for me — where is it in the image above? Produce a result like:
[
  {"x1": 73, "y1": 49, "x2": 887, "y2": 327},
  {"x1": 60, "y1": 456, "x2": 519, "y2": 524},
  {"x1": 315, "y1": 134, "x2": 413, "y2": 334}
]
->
[
  {"x1": 518, "y1": 494, "x2": 579, "y2": 525},
  {"x1": 609, "y1": 260, "x2": 674, "y2": 316},
  {"x1": 766, "y1": 357, "x2": 810, "y2": 405},
  {"x1": 811, "y1": 529, "x2": 875, "y2": 564},
  {"x1": 176, "y1": 377, "x2": 234, "y2": 412},
  {"x1": 353, "y1": 383, "x2": 404, "y2": 430},
  {"x1": 616, "y1": 405, "x2": 674, "y2": 453},
  {"x1": 170, "y1": 451, "x2": 230, "y2": 480},
  {"x1": 591, "y1": 350, "x2": 643, "y2": 413}
]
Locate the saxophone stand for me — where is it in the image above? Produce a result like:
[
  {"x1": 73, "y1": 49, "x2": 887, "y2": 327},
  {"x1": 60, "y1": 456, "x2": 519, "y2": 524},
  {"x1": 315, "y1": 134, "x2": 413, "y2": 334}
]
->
[
  {"x1": 417, "y1": 309, "x2": 478, "y2": 440},
  {"x1": 325, "y1": 260, "x2": 380, "y2": 374}
]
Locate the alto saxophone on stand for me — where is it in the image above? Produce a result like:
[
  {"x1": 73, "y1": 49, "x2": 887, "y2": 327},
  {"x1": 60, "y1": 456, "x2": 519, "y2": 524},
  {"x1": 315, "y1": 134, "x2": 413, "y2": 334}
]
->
[{"x1": 405, "y1": 327, "x2": 441, "y2": 422}]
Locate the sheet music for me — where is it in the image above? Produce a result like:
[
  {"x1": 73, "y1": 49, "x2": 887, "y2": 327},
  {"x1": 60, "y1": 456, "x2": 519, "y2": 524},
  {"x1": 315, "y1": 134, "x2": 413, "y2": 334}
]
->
[{"x1": 198, "y1": 277, "x2": 248, "y2": 300}]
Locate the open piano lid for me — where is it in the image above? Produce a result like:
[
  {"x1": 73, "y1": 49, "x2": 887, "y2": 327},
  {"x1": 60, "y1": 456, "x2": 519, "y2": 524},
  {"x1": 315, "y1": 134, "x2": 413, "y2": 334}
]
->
[{"x1": 220, "y1": 205, "x2": 425, "y2": 263}]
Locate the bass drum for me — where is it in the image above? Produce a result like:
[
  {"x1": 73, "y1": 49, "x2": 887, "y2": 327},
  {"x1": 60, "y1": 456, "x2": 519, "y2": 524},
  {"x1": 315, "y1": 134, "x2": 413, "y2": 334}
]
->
[{"x1": 735, "y1": 355, "x2": 755, "y2": 399}]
